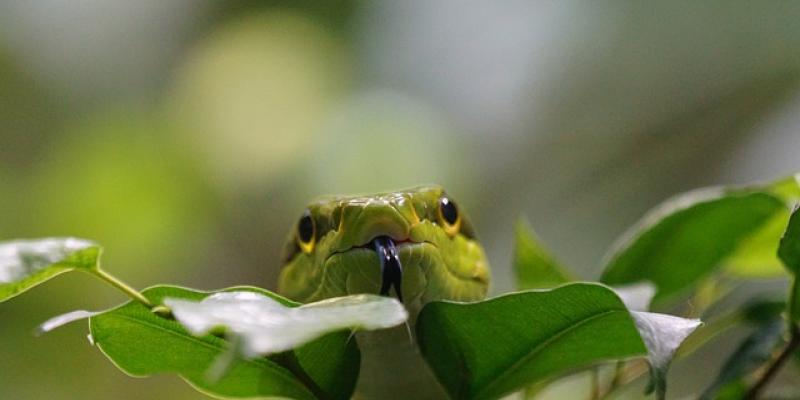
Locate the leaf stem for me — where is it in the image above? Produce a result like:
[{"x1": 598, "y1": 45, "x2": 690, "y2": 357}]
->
[
  {"x1": 273, "y1": 351, "x2": 330, "y2": 400},
  {"x1": 744, "y1": 277, "x2": 800, "y2": 399},
  {"x1": 598, "y1": 360, "x2": 649, "y2": 399},
  {"x1": 589, "y1": 368, "x2": 600, "y2": 400},
  {"x1": 606, "y1": 361, "x2": 624, "y2": 394},
  {"x1": 90, "y1": 269, "x2": 153, "y2": 308}
]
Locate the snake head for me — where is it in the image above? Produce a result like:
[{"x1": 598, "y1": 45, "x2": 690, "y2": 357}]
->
[{"x1": 277, "y1": 186, "x2": 490, "y2": 312}]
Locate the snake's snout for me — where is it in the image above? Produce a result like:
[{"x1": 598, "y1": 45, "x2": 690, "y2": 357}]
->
[{"x1": 372, "y1": 236, "x2": 403, "y2": 302}]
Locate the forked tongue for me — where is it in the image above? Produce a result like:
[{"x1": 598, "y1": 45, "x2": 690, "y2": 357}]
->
[{"x1": 373, "y1": 236, "x2": 403, "y2": 302}]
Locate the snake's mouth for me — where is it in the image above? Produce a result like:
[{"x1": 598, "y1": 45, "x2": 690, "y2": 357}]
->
[
  {"x1": 329, "y1": 236, "x2": 426, "y2": 302},
  {"x1": 325, "y1": 236, "x2": 438, "y2": 303},
  {"x1": 372, "y1": 236, "x2": 403, "y2": 302}
]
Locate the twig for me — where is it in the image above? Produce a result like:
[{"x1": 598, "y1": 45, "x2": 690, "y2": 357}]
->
[
  {"x1": 743, "y1": 324, "x2": 800, "y2": 399},
  {"x1": 745, "y1": 274, "x2": 800, "y2": 399}
]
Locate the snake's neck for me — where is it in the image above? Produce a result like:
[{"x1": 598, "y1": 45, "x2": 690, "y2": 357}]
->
[{"x1": 353, "y1": 325, "x2": 448, "y2": 400}]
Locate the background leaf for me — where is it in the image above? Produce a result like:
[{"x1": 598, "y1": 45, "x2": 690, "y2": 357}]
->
[
  {"x1": 725, "y1": 175, "x2": 800, "y2": 278},
  {"x1": 678, "y1": 299, "x2": 785, "y2": 359},
  {"x1": 600, "y1": 183, "x2": 792, "y2": 306},
  {"x1": 90, "y1": 285, "x2": 360, "y2": 400},
  {"x1": 416, "y1": 283, "x2": 698, "y2": 400},
  {"x1": 700, "y1": 319, "x2": 785, "y2": 400},
  {"x1": 514, "y1": 219, "x2": 573, "y2": 290},
  {"x1": 778, "y1": 205, "x2": 800, "y2": 323},
  {"x1": 0, "y1": 238, "x2": 99, "y2": 302},
  {"x1": 778, "y1": 205, "x2": 800, "y2": 275}
]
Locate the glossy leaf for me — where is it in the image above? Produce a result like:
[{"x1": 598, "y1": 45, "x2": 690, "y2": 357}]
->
[
  {"x1": 416, "y1": 283, "x2": 699, "y2": 400},
  {"x1": 514, "y1": 219, "x2": 573, "y2": 290},
  {"x1": 0, "y1": 238, "x2": 99, "y2": 301},
  {"x1": 601, "y1": 185, "x2": 788, "y2": 305},
  {"x1": 90, "y1": 285, "x2": 361, "y2": 400},
  {"x1": 165, "y1": 291, "x2": 407, "y2": 357}
]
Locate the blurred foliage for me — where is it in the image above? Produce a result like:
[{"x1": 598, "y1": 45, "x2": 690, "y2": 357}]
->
[
  {"x1": 168, "y1": 10, "x2": 350, "y2": 189},
  {"x1": 1, "y1": 1, "x2": 800, "y2": 399},
  {"x1": 24, "y1": 113, "x2": 215, "y2": 280}
]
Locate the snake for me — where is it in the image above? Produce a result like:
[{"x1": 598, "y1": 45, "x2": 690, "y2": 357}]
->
[{"x1": 277, "y1": 185, "x2": 490, "y2": 399}]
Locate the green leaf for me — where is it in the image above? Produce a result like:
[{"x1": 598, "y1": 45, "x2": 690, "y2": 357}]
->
[
  {"x1": 725, "y1": 175, "x2": 800, "y2": 278},
  {"x1": 514, "y1": 219, "x2": 573, "y2": 290},
  {"x1": 700, "y1": 319, "x2": 785, "y2": 400},
  {"x1": 601, "y1": 186, "x2": 788, "y2": 305},
  {"x1": 416, "y1": 283, "x2": 699, "y2": 400},
  {"x1": 724, "y1": 210, "x2": 792, "y2": 278},
  {"x1": 90, "y1": 285, "x2": 360, "y2": 400},
  {"x1": 165, "y1": 292, "x2": 407, "y2": 356},
  {"x1": 779, "y1": 205, "x2": 800, "y2": 323},
  {"x1": 770, "y1": 174, "x2": 800, "y2": 203},
  {"x1": 0, "y1": 238, "x2": 99, "y2": 302},
  {"x1": 778, "y1": 205, "x2": 800, "y2": 274}
]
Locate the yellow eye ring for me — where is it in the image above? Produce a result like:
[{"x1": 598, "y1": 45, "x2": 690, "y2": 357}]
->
[
  {"x1": 438, "y1": 196, "x2": 461, "y2": 236},
  {"x1": 296, "y1": 210, "x2": 316, "y2": 253}
]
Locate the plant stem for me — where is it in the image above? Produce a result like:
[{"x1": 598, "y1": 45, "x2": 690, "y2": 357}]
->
[
  {"x1": 743, "y1": 324, "x2": 799, "y2": 399},
  {"x1": 90, "y1": 269, "x2": 153, "y2": 308},
  {"x1": 745, "y1": 277, "x2": 800, "y2": 399},
  {"x1": 598, "y1": 360, "x2": 649, "y2": 399},
  {"x1": 607, "y1": 361, "x2": 624, "y2": 394},
  {"x1": 589, "y1": 368, "x2": 600, "y2": 400}
]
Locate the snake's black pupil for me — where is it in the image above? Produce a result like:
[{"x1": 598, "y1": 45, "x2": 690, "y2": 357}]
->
[
  {"x1": 440, "y1": 197, "x2": 458, "y2": 225},
  {"x1": 298, "y1": 213, "x2": 314, "y2": 243}
]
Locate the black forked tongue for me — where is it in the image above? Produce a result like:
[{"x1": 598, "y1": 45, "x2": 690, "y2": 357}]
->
[{"x1": 373, "y1": 236, "x2": 403, "y2": 302}]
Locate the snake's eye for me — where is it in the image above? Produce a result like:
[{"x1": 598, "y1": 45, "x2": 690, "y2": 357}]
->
[
  {"x1": 296, "y1": 210, "x2": 316, "y2": 253},
  {"x1": 438, "y1": 196, "x2": 461, "y2": 236}
]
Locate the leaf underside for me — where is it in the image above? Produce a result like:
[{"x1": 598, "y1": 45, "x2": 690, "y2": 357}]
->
[
  {"x1": 165, "y1": 292, "x2": 406, "y2": 357},
  {"x1": 0, "y1": 238, "x2": 99, "y2": 302}
]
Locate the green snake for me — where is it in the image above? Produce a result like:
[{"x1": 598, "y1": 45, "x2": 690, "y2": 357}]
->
[{"x1": 277, "y1": 186, "x2": 490, "y2": 399}]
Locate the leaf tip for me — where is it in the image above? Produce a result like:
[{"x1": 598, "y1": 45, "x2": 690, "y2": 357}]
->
[{"x1": 35, "y1": 310, "x2": 100, "y2": 336}]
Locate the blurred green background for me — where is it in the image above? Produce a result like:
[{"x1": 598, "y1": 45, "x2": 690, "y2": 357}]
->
[{"x1": 2, "y1": 1, "x2": 800, "y2": 399}]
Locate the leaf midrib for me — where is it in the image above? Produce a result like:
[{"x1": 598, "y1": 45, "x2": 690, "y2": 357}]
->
[
  {"x1": 95, "y1": 310, "x2": 313, "y2": 396},
  {"x1": 473, "y1": 308, "x2": 635, "y2": 400}
]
